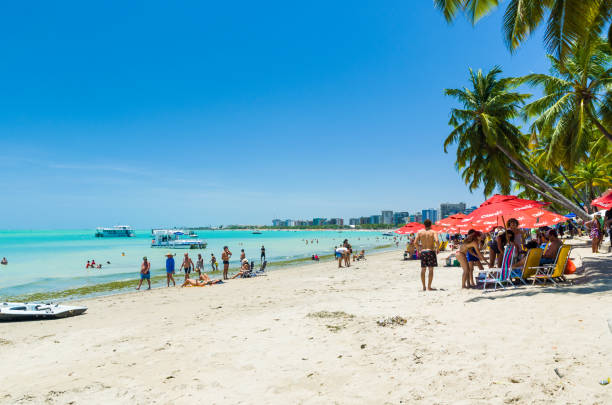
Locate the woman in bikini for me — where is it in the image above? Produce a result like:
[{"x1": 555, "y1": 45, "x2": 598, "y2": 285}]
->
[{"x1": 457, "y1": 230, "x2": 487, "y2": 289}]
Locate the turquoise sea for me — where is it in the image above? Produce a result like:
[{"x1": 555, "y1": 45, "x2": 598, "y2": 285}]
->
[{"x1": 0, "y1": 229, "x2": 400, "y2": 300}]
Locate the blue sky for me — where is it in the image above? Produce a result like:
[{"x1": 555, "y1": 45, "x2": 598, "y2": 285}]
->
[{"x1": 0, "y1": 1, "x2": 551, "y2": 228}]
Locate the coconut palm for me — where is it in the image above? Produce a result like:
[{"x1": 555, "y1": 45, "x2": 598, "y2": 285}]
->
[
  {"x1": 515, "y1": 35, "x2": 612, "y2": 163},
  {"x1": 444, "y1": 66, "x2": 590, "y2": 219},
  {"x1": 434, "y1": 0, "x2": 612, "y2": 60},
  {"x1": 570, "y1": 158, "x2": 612, "y2": 202}
]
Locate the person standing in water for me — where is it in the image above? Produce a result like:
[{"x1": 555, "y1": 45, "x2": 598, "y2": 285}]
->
[
  {"x1": 261, "y1": 245, "x2": 266, "y2": 262},
  {"x1": 180, "y1": 253, "x2": 194, "y2": 281},
  {"x1": 210, "y1": 253, "x2": 218, "y2": 271},
  {"x1": 137, "y1": 256, "x2": 151, "y2": 290},
  {"x1": 414, "y1": 219, "x2": 439, "y2": 291},
  {"x1": 195, "y1": 253, "x2": 204, "y2": 278},
  {"x1": 222, "y1": 246, "x2": 232, "y2": 280},
  {"x1": 165, "y1": 253, "x2": 176, "y2": 287}
]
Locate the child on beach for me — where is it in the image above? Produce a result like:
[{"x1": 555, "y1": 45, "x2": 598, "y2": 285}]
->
[{"x1": 210, "y1": 254, "x2": 219, "y2": 271}]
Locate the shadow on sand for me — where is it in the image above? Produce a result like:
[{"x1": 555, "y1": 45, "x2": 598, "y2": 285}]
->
[{"x1": 465, "y1": 255, "x2": 612, "y2": 303}]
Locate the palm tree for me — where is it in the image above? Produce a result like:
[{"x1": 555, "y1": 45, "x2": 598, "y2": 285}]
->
[
  {"x1": 434, "y1": 0, "x2": 611, "y2": 61},
  {"x1": 444, "y1": 66, "x2": 590, "y2": 219},
  {"x1": 571, "y1": 158, "x2": 612, "y2": 202},
  {"x1": 516, "y1": 35, "x2": 612, "y2": 158}
]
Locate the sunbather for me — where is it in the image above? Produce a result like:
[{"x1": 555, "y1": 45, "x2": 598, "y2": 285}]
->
[
  {"x1": 181, "y1": 277, "x2": 222, "y2": 287},
  {"x1": 231, "y1": 259, "x2": 251, "y2": 279}
]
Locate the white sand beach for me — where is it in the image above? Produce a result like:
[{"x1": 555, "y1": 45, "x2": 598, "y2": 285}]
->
[{"x1": 1, "y1": 239, "x2": 611, "y2": 404}]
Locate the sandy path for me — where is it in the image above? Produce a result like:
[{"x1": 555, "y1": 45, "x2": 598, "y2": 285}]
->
[{"x1": 1, "y1": 241, "x2": 611, "y2": 404}]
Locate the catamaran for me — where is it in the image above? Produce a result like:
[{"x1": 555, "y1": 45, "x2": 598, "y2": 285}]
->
[
  {"x1": 95, "y1": 225, "x2": 135, "y2": 237},
  {"x1": 151, "y1": 229, "x2": 207, "y2": 249}
]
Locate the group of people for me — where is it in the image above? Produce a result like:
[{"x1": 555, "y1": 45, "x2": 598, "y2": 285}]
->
[
  {"x1": 85, "y1": 259, "x2": 107, "y2": 269},
  {"x1": 408, "y1": 217, "x2": 577, "y2": 291},
  {"x1": 136, "y1": 245, "x2": 268, "y2": 290}
]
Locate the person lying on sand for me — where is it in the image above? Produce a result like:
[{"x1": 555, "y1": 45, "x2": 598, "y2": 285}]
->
[{"x1": 181, "y1": 277, "x2": 223, "y2": 287}]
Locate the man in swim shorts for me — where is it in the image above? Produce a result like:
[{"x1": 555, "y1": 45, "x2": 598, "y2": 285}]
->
[
  {"x1": 181, "y1": 253, "x2": 194, "y2": 281},
  {"x1": 165, "y1": 253, "x2": 176, "y2": 287},
  {"x1": 222, "y1": 246, "x2": 232, "y2": 280},
  {"x1": 414, "y1": 219, "x2": 439, "y2": 291},
  {"x1": 137, "y1": 256, "x2": 151, "y2": 290}
]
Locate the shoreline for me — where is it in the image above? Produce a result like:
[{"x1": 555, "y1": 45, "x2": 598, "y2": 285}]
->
[{"x1": 3, "y1": 243, "x2": 396, "y2": 303}]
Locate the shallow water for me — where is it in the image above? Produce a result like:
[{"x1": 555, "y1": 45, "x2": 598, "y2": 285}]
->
[{"x1": 0, "y1": 229, "x2": 402, "y2": 299}]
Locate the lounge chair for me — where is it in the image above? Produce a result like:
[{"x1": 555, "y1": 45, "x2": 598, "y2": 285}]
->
[
  {"x1": 509, "y1": 248, "x2": 543, "y2": 285},
  {"x1": 240, "y1": 260, "x2": 267, "y2": 278},
  {"x1": 530, "y1": 245, "x2": 571, "y2": 285},
  {"x1": 480, "y1": 245, "x2": 516, "y2": 292}
]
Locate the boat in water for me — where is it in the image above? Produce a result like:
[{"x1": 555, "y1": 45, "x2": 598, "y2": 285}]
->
[
  {"x1": 151, "y1": 229, "x2": 207, "y2": 249},
  {"x1": 252, "y1": 231, "x2": 262, "y2": 234},
  {"x1": 381, "y1": 232, "x2": 394, "y2": 236},
  {"x1": 95, "y1": 225, "x2": 135, "y2": 237},
  {"x1": 0, "y1": 302, "x2": 87, "y2": 321}
]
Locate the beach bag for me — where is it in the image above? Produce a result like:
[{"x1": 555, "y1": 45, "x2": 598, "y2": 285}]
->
[{"x1": 565, "y1": 259, "x2": 576, "y2": 274}]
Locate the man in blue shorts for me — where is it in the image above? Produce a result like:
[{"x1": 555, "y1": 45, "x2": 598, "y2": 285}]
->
[
  {"x1": 165, "y1": 253, "x2": 176, "y2": 287},
  {"x1": 136, "y1": 256, "x2": 151, "y2": 290}
]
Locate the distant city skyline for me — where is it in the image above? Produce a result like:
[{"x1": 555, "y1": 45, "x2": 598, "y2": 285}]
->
[{"x1": 270, "y1": 203, "x2": 479, "y2": 227}]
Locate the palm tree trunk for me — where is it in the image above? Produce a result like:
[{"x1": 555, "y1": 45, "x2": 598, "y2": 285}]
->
[
  {"x1": 495, "y1": 144, "x2": 590, "y2": 220},
  {"x1": 591, "y1": 115, "x2": 612, "y2": 143},
  {"x1": 558, "y1": 168, "x2": 590, "y2": 208}
]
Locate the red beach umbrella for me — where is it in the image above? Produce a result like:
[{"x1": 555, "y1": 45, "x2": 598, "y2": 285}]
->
[
  {"x1": 460, "y1": 194, "x2": 550, "y2": 228},
  {"x1": 394, "y1": 222, "x2": 425, "y2": 235},
  {"x1": 592, "y1": 189, "x2": 612, "y2": 210},
  {"x1": 515, "y1": 209, "x2": 567, "y2": 228}
]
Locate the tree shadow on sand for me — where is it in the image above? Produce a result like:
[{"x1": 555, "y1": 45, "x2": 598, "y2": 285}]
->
[{"x1": 465, "y1": 255, "x2": 612, "y2": 303}]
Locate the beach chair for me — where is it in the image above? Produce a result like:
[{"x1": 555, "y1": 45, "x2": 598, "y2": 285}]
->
[
  {"x1": 481, "y1": 245, "x2": 516, "y2": 292},
  {"x1": 509, "y1": 248, "x2": 542, "y2": 285},
  {"x1": 530, "y1": 245, "x2": 571, "y2": 285}
]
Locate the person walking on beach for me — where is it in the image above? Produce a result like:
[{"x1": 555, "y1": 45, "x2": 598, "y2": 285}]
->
[
  {"x1": 195, "y1": 253, "x2": 204, "y2": 278},
  {"x1": 222, "y1": 246, "x2": 232, "y2": 280},
  {"x1": 165, "y1": 253, "x2": 176, "y2": 287},
  {"x1": 414, "y1": 219, "x2": 438, "y2": 291},
  {"x1": 210, "y1": 253, "x2": 218, "y2": 271},
  {"x1": 181, "y1": 253, "x2": 194, "y2": 281},
  {"x1": 137, "y1": 256, "x2": 151, "y2": 290},
  {"x1": 261, "y1": 245, "x2": 266, "y2": 262}
]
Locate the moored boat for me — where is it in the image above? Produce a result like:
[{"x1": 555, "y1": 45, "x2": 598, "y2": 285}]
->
[
  {"x1": 151, "y1": 229, "x2": 207, "y2": 249},
  {"x1": 0, "y1": 302, "x2": 87, "y2": 321},
  {"x1": 95, "y1": 225, "x2": 135, "y2": 237}
]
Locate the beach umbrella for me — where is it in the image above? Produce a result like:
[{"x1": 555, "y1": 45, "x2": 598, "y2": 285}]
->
[
  {"x1": 460, "y1": 194, "x2": 550, "y2": 228},
  {"x1": 436, "y1": 213, "x2": 467, "y2": 227},
  {"x1": 518, "y1": 210, "x2": 567, "y2": 228},
  {"x1": 394, "y1": 222, "x2": 425, "y2": 235},
  {"x1": 591, "y1": 189, "x2": 612, "y2": 210}
]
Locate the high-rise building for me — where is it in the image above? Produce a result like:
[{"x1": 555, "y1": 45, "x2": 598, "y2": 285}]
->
[
  {"x1": 422, "y1": 209, "x2": 438, "y2": 224},
  {"x1": 370, "y1": 215, "x2": 382, "y2": 224},
  {"x1": 312, "y1": 218, "x2": 327, "y2": 226},
  {"x1": 349, "y1": 218, "x2": 359, "y2": 226},
  {"x1": 272, "y1": 219, "x2": 282, "y2": 226},
  {"x1": 415, "y1": 212, "x2": 423, "y2": 223},
  {"x1": 393, "y1": 211, "x2": 410, "y2": 225},
  {"x1": 359, "y1": 217, "x2": 370, "y2": 225},
  {"x1": 328, "y1": 218, "x2": 344, "y2": 226},
  {"x1": 381, "y1": 210, "x2": 393, "y2": 225},
  {"x1": 440, "y1": 202, "x2": 467, "y2": 218}
]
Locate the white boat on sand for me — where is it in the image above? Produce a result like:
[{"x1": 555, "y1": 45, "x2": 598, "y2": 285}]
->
[{"x1": 0, "y1": 302, "x2": 87, "y2": 322}]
